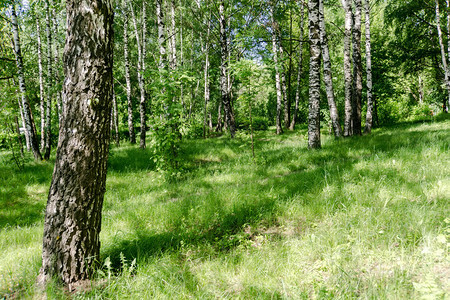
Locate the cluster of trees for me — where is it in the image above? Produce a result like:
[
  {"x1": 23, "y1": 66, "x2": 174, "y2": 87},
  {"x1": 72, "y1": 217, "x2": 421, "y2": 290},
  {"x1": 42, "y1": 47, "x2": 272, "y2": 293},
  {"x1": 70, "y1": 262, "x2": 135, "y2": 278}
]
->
[{"x1": 0, "y1": 0, "x2": 449, "y2": 288}]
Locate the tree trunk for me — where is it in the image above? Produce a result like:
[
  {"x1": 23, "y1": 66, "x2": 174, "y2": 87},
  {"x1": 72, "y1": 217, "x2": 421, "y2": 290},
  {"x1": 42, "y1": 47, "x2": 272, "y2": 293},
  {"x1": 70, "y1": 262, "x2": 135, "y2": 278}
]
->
[
  {"x1": 52, "y1": 3, "x2": 63, "y2": 127},
  {"x1": 130, "y1": 2, "x2": 147, "y2": 148},
  {"x1": 271, "y1": 2, "x2": 283, "y2": 135},
  {"x1": 219, "y1": 0, "x2": 236, "y2": 138},
  {"x1": 157, "y1": 0, "x2": 167, "y2": 70},
  {"x1": 38, "y1": 0, "x2": 114, "y2": 287},
  {"x1": 319, "y1": 0, "x2": 342, "y2": 137},
  {"x1": 37, "y1": 17, "x2": 46, "y2": 151},
  {"x1": 436, "y1": 0, "x2": 450, "y2": 113},
  {"x1": 342, "y1": 0, "x2": 353, "y2": 137},
  {"x1": 363, "y1": 0, "x2": 374, "y2": 134},
  {"x1": 352, "y1": 0, "x2": 362, "y2": 136},
  {"x1": 123, "y1": 4, "x2": 135, "y2": 144},
  {"x1": 112, "y1": 85, "x2": 120, "y2": 146},
  {"x1": 169, "y1": 0, "x2": 177, "y2": 69},
  {"x1": 11, "y1": 4, "x2": 42, "y2": 160},
  {"x1": 203, "y1": 19, "x2": 211, "y2": 139},
  {"x1": 44, "y1": 0, "x2": 53, "y2": 160},
  {"x1": 290, "y1": 0, "x2": 306, "y2": 131},
  {"x1": 308, "y1": 0, "x2": 321, "y2": 149}
]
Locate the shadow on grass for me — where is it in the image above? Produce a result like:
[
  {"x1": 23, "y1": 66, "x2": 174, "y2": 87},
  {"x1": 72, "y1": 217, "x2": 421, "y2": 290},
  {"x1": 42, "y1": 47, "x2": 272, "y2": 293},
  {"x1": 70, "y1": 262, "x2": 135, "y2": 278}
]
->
[
  {"x1": 0, "y1": 160, "x2": 53, "y2": 228},
  {"x1": 101, "y1": 117, "x2": 449, "y2": 269}
]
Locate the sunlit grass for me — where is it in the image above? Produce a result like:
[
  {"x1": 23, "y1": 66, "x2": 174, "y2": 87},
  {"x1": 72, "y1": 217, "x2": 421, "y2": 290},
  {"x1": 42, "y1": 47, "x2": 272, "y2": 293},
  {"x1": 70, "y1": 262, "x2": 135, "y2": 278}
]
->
[{"x1": 0, "y1": 116, "x2": 449, "y2": 298}]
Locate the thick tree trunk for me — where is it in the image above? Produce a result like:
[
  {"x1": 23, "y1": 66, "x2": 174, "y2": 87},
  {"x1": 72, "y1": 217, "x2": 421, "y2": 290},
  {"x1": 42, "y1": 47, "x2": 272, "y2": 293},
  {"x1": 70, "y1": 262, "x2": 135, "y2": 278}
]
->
[
  {"x1": 436, "y1": 0, "x2": 450, "y2": 113},
  {"x1": 219, "y1": 1, "x2": 236, "y2": 138},
  {"x1": 319, "y1": 0, "x2": 342, "y2": 137},
  {"x1": 37, "y1": 17, "x2": 46, "y2": 151},
  {"x1": 11, "y1": 4, "x2": 42, "y2": 160},
  {"x1": 130, "y1": 2, "x2": 147, "y2": 148},
  {"x1": 342, "y1": 0, "x2": 353, "y2": 136},
  {"x1": 290, "y1": 0, "x2": 305, "y2": 131},
  {"x1": 363, "y1": 0, "x2": 374, "y2": 134},
  {"x1": 123, "y1": 5, "x2": 135, "y2": 144},
  {"x1": 44, "y1": 0, "x2": 53, "y2": 160},
  {"x1": 38, "y1": 0, "x2": 114, "y2": 287},
  {"x1": 308, "y1": 0, "x2": 321, "y2": 149},
  {"x1": 352, "y1": 0, "x2": 363, "y2": 136},
  {"x1": 271, "y1": 3, "x2": 283, "y2": 135}
]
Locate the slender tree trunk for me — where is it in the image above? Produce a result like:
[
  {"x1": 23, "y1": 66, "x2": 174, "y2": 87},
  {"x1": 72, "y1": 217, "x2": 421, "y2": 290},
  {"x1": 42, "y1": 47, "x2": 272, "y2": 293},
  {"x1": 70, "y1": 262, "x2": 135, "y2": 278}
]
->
[
  {"x1": 342, "y1": 0, "x2": 353, "y2": 136},
  {"x1": 363, "y1": 0, "x2": 374, "y2": 134},
  {"x1": 37, "y1": 17, "x2": 46, "y2": 150},
  {"x1": 290, "y1": 0, "x2": 306, "y2": 131},
  {"x1": 216, "y1": 101, "x2": 223, "y2": 132},
  {"x1": 130, "y1": 2, "x2": 147, "y2": 148},
  {"x1": 169, "y1": 0, "x2": 177, "y2": 69},
  {"x1": 17, "y1": 95, "x2": 30, "y2": 151},
  {"x1": 418, "y1": 75, "x2": 424, "y2": 104},
  {"x1": 157, "y1": 0, "x2": 167, "y2": 70},
  {"x1": 38, "y1": 0, "x2": 114, "y2": 287},
  {"x1": 14, "y1": 115, "x2": 24, "y2": 157},
  {"x1": 308, "y1": 0, "x2": 321, "y2": 149},
  {"x1": 351, "y1": 0, "x2": 362, "y2": 136},
  {"x1": 436, "y1": 0, "x2": 450, "y2": 113},
  {"x1": 271, "y1": 2, "x2": 283, "y2": 135},
  {"x1": 123, "y1": 5, "x2": 135, "y2": 144},
  {"x1": 219, "y1": 0, "x2": 235, "y2": 138},
  {"x1": 44, "y1": 0, "x2": 53, "y2": 160},
  {"x1": 52, "y1": 4, "x2": 63, "y2": 127},
  {"x1": 280, "y1": 42, "x2": 289, "y2": 128},
  {"x1": 11, "y1": 4, "x2": 42, "y2": 160},
  {"x1": 140, "y1": 2, "x2": 147, "y2": 148},
  {"x1": 203, "y1": 19, "x2": 211, "y2": 139},
  {"x1": 319, "y1": 0, "x2": 342, "y2": 137},
  {"x1": 112, "y1": 85, "x2": 120, "y2": 146}
]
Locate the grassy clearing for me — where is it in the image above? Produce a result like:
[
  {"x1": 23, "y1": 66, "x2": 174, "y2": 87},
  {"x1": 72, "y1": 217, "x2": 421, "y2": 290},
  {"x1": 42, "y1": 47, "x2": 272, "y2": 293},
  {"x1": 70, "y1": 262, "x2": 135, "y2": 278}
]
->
[{"x1": 0, "y1": 116, "x2": 449, "y2": 299}]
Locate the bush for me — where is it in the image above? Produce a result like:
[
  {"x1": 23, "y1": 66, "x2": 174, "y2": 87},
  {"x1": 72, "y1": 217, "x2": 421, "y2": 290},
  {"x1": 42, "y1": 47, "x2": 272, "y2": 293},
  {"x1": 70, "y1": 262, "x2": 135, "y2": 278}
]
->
[{"x1": 237, "y1": 116, "x2": 269, "y2": 131}]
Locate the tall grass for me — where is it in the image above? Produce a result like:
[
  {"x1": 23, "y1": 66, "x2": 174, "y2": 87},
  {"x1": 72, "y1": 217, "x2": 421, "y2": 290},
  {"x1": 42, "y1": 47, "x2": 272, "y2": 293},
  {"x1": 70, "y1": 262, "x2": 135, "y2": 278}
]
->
[{"x1": 0, "y1": 116, "x2": 449, "y2": 299}]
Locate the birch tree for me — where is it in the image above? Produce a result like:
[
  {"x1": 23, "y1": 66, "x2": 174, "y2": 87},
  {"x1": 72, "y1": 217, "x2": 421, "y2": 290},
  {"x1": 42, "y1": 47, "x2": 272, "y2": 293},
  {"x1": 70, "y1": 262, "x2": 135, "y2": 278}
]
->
[
  {"x1": 290, "y1": 0, "x2": 306, "y2": 130},
  {"x1": 435, "y1": 0, "x2": 450, "y2": 112},
  {"x1": 11, "y1": 4, "x2": 42, "y2": 160},
  {"x1": 271, "y1": 1, "x2": 283, "y2": 135},
  {"x1": 319, "y1": 0, "x2": 342, "y2": 137},
  {"x1": 123, "y1": 3, "x2": 136, "y2": 144},
  {"x1": 43, "y1": 0, "x2": 52, "y2": 159},
  {"x1": 38, "y1": 0, "x2": 114, "y2": 286},
  {"x1": 308, "y1": 0, "x2": 321, "y2": 149},
  {"x1": 352, "y1": 0, "x2": 363, "y2": 136},
  {"x1": 342, "y1": 0, "x2": 353, "y2": 136},
  {"x1": 363, "y1": 0, "x2": 374, "y2": 134}
]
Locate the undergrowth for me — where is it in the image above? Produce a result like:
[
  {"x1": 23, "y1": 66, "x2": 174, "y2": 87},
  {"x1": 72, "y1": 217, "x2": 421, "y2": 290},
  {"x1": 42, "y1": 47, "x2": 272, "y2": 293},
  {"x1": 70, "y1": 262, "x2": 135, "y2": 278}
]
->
[{"x1": 0, "y1": 116, "x2": 449, "y2": 299}]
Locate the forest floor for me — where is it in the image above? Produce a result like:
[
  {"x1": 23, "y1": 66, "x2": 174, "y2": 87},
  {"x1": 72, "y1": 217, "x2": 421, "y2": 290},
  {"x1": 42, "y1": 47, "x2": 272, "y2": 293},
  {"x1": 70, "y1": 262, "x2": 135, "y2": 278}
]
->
[{"x1": 0, "y1": 116, "x2": 449, "y2": 299}]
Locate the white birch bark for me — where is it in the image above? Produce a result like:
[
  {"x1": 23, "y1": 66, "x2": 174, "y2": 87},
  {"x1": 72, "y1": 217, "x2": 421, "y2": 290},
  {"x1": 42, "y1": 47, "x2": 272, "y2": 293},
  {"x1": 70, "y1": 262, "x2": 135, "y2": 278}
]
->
[
  {"x1": 123, "y1": 4, "x2": 135, "y2": 144},
  {"x1": 363, "y1": 0, "x2": 374, "y2": 134},
  {"x1": 290, "y1": 0, "x2": 306, "y2": 131},
  {"x1": 37, "y1": 17, "x2": 45, "y2": 150},
  {"x1": 352, "y1": 0, "x2": 363, "y2": 136},
  {"x1": 130, "y1": 2, "x2": 147, "y2": 148},
  {"x1": 342, "y1": 0, "x2": 353, "y2": 136},
  {"x1": 44, "y1": 0, "x2": 52, "y2": 159},
  {"x1": 436, "y1": 0, "x2": 450, "y2": 113},
  {"x1": 271, "y1": 2, "x2": 283, "y2": 135},
  {"x1": 11, "y1": 4, "x2": 42, "y2": 160},
  {"x1": 319, "y1": 0, "x2": 342, "y2": 137}
]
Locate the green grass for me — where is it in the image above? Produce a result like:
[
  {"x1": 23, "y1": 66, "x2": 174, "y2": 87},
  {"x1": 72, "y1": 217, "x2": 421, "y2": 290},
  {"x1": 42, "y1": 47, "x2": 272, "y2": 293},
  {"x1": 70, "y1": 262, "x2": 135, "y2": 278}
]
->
[{"x1": 0, "y1": 116, "x2": 449, "y2": 299}]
